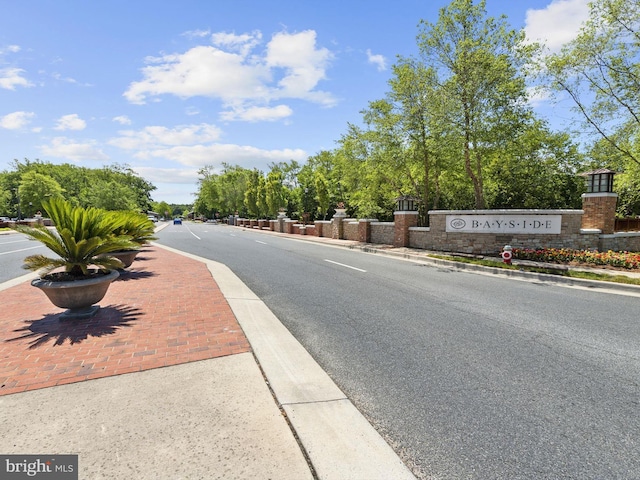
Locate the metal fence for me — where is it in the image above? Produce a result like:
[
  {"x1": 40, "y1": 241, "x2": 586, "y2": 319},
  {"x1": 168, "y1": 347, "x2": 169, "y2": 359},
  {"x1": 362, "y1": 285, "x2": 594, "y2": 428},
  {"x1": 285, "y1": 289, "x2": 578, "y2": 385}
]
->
[{"x1": 615, "y1": 218, "x2": 640, "y2": 232}]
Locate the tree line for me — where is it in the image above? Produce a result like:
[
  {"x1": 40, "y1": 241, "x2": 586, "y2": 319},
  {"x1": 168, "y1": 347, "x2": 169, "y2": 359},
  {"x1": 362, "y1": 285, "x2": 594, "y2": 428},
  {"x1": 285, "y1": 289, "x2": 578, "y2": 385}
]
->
[
  {"x1": 195, "y1": 0, "x2": 640, "y2": 224},
  {"x1": 2, "y1": 1, "x2": 637, "y2": 224},
  {"x1": 0, "y1": 159, "x2": 163, "y2": 219}
]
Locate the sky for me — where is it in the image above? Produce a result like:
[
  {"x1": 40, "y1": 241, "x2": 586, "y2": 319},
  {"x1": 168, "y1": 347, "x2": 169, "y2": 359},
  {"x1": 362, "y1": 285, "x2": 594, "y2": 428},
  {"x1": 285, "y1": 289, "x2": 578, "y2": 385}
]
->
[{"x1": 0, "y1": 0, "x2": 591, "y2": 205}]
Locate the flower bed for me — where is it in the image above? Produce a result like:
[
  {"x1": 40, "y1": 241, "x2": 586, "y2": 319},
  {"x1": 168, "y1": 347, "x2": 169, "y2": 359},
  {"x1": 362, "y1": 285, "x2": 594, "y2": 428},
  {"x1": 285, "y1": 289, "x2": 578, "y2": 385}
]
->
[{"x1": 513, "y1": 248, "x2": 640, "y2": 270}]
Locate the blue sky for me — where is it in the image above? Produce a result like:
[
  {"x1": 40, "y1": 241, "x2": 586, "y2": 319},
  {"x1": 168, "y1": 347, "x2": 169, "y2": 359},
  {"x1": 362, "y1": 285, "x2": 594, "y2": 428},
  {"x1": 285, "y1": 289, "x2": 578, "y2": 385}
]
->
[{"x1": 0, "y1": 0, "x2": 590, "y2": 204}]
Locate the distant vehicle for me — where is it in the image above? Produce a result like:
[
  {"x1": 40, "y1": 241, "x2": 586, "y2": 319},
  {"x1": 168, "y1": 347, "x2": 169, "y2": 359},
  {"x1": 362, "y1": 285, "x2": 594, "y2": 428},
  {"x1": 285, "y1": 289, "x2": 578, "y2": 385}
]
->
[
  {"x1": 147, "y1": 215, "x2": 158, "y2": 222},
  {"x1": 173, "y1": 218, "x2": 182, "y2": 225}
]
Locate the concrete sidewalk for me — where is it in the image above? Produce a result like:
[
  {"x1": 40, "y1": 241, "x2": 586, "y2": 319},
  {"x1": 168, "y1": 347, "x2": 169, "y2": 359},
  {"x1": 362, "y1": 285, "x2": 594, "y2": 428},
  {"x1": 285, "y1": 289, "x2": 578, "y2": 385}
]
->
[{"x1": 0, "y1": 241, "x2": 415, "y2": 479}]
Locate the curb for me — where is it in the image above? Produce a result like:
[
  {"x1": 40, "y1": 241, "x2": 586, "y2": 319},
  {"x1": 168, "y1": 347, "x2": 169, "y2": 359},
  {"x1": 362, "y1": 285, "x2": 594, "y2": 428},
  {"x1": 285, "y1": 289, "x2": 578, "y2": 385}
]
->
[
  {"x1": 231, "y1": 225, "x2": 640, "y2": 297},
  {"x1": 153, "y1": 242, "x2": 417, "y2": 480},
  {"x1": 350, "y1": 244, "x2": 640, "y2": 296}
]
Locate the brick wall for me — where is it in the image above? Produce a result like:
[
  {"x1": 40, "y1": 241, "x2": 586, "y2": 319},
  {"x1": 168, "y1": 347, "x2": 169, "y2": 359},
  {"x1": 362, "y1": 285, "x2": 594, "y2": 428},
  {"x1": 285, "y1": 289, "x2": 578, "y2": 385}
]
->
[{"x1": 371, "y1": 222, "x2": 394, "y2": 245}]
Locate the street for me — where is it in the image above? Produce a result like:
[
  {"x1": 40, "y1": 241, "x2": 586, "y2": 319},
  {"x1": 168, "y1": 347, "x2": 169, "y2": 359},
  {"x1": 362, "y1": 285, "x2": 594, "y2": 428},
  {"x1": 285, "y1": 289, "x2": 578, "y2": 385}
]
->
[
  {"x1": 153, "y1": 223, "x2": 640, "y2": 479},
  {"x1": 3, "y1": 224, "x2": 639, "y2": 479}
]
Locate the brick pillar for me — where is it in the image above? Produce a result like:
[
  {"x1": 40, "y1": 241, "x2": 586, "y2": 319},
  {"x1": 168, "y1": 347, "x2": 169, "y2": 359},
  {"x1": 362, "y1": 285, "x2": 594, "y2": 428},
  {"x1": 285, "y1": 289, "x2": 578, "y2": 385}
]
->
[
  {"x1": 358, "y1": 219, "x2": 374, "y2": 243},
  {"x1": 394, "y1": 211, "x2": 418, "y2": 247},
  {"x1": 581, "y1": 193, "x2": 617, "y2": 234},
  {"x1": 285, "y1": 219, "x2": 295, "y2": 234},
  {"x1": 332, "y1": 213, "x2": 346, "y2": 239},
  {"x1": 314, "y1": 222, "x2": 323, "y2": 237}
]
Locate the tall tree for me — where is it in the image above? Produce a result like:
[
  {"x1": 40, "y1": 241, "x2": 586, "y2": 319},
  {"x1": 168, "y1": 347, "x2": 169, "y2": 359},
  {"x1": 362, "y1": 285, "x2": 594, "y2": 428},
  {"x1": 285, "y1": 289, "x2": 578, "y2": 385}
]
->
[
  {"x1": 545, "y1": 0, "x2": 640, "y2": 166},
  {"x1": 417, "y1": 0, "x2": 539, "y2": 208}
]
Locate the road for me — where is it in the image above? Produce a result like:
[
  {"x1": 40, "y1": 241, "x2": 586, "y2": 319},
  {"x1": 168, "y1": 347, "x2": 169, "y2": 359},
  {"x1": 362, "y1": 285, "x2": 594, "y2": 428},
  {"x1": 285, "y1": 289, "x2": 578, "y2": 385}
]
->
[
  {"x1": 151, "y1": 222, "x2": 640, "y2": 479},
  {"x1": 0, "y1": 232, "x2": 44, "y2": 284},
  {"x1": 3, "y1": 224, "x2": 639, "y2": 479}
]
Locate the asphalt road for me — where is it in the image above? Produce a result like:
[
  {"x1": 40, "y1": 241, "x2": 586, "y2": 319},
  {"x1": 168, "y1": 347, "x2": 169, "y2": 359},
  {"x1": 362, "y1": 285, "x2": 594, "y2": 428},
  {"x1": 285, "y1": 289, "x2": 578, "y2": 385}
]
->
[
  {"x1": 155, "y1": 223, "x2": 640, "y2": 479},
  {"x1": 0, "y1": 233, "x2": 44, "y2": 284},
  {"x1": 5, "y1": 224, "x2": 639, "y2": 479}
]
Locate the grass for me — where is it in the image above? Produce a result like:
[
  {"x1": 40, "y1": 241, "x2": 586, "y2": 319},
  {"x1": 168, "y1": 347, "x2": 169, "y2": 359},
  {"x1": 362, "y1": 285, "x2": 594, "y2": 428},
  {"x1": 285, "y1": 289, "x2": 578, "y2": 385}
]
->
[{"x1": 427, "y1": 254, "x2": 640, "y2": 286}]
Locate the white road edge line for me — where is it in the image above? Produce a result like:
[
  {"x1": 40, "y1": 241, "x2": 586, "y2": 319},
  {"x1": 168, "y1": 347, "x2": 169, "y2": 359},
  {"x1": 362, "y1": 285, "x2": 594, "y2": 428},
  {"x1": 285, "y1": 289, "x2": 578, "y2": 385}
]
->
[
  {"x1": 324, "y1": 259, "x2": 367, "y2": 272},
  {"x1": 185, "y1": 225, "x2": 201, "y2": 240},
  {"x1": 0, "y1": 245, "x2": 44, "y2": 256},
  {"x1": 256, "y1": 240, "x2": 267, "y2": 245}
]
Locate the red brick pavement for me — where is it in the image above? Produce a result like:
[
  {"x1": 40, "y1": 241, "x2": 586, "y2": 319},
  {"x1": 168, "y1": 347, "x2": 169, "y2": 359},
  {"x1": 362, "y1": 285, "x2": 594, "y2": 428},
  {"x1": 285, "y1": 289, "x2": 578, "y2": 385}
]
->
[{"x1": 0, "y1": 245, "x2": 251, "y2": 396}]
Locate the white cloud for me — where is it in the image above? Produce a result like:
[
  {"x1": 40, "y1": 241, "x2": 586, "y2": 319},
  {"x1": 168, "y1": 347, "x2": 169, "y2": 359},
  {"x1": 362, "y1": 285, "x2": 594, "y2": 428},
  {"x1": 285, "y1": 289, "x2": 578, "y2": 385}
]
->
[
  {"x1": 211, "y1": 30, "x2": 262, "y2": 56},
  {"x1": 265, "y1": 30, "x2": 334, "y2": 104},
  {"x1": 124, "y1": 44, "x2": 270, "y2": 105},
  {"x1": 113, "y1": 115, "x2": 132, "y2": 125},
  {"x1": 524, "y1": 0, "x2": 590, "y2": 53},
  {"x1": 220, "y1": 104, "x2": 293, "y2": 122},
  {"x1": 123, "y1": 29, "x2": 335, "y2": 112},
  {"x1": 527, "y1": 86, "x2": 551, "y2": 108},
  {"x1": 0, "y1": 45, "x2": 21, "y2": 54},
  {"x1": 54, "y1": 114, "x2": 86, "y2": 131},
  {"x1": 0, "y1": 111, "x2": 35, "y2": 130},
  {"x1": 366, "y1": 49, "x2": 387, "y2": 71},
  {"x1": 181, "y1": 29, "x2": 211, "y2": 39},
  {"x1": 109, "y1": 123, "x2": 222, "y2": 150},
  {"x1": 0, "y1": 45, "x2": 32, "y2": 90},
  {"x1": 39, "y1": 137, "x2": 109, "y2": 162},
  {"x1": 0, "y1": 67, "x2": 33, "y2": 90},
  {"x1": 140, "y1": 143, "x2": 307, "y2": 169},
  {"x1": 132, "y1": 166, "x2": 201, "y2": 184}
]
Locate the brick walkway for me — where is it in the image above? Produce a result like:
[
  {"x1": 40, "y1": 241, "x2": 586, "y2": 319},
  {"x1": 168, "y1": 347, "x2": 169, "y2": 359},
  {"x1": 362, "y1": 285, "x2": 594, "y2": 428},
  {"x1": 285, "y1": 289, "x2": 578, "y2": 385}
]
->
[{"x1": 0, "y1": 245, "x2": 251, "y2": 396}]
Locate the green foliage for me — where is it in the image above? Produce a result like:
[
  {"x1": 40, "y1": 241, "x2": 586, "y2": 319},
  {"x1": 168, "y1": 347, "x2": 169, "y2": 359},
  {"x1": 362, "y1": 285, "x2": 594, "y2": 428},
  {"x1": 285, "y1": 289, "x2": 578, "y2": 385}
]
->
[
  {"x1": 18, "y1": 171, "x2": 65, "y2": 217},
  {"x1": 265, "y1": 169, "x2": 286, "y2": 217},
  {"x1": 1, "y1": 159, "x2": 156, "y2": 212},
  {"x1": 513, "y1": 248, "x2": 640, "y2": 270},
  {"x1": 12, "y1": 198, "x2": 138, "y2": 277},
  {"x1": 151, "y1": 201, "x2": 173, "y2": 219},
  {"x1": 545, "y1": 0, "x2": 640, "y2": 166},
  {"x1": 417, "y1": 0, "x2": 541, "y2": 208},
  {"x1": 106, "y1": 210, "x2": 157, "y2": 246},
  {"x1": 80, "y1": 180, "x2": 139, "y2": 211}
]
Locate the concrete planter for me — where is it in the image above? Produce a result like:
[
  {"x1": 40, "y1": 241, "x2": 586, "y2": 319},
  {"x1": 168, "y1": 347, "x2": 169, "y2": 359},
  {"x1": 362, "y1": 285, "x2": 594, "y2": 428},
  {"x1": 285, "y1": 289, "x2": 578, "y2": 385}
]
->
[
  {"x1": 107, "y1": 250, "x2": 140, "y2": 268},
  {"x1": 32, "y1": 270, "x2": 119, "y2": 319}
]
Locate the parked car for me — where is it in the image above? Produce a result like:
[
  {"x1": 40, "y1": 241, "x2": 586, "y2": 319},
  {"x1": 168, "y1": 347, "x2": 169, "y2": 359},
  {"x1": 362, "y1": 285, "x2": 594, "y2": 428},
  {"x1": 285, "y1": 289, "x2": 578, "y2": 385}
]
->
[
  {"x1": 173, "y1": 218, "x2": 182, "y2": 225},
  {"x1": 147, "y1": 215, "x2": 158, "y2": 222}
]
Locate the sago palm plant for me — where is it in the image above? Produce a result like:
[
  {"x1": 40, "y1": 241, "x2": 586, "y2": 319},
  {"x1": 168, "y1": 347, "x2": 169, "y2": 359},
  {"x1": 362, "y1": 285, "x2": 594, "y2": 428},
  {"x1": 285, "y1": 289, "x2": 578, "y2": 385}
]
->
[
  {"x1": 106, "y1": 210, "x2": 157, "y2": 248},
  {"x1": 12, "y1": 197, "x2": 138, "y2": 278}
]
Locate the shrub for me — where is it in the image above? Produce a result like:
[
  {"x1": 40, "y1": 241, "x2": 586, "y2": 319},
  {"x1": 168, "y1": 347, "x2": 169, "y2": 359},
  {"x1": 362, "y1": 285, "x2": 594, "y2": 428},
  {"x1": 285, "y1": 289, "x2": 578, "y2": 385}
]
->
[{"x1": 512, "y1": 248, "x2": 640, "y2": 270}]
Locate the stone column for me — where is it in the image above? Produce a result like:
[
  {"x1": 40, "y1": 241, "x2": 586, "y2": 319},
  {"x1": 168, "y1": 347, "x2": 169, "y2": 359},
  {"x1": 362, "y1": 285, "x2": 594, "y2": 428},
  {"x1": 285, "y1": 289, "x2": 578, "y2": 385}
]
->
[
  {"x1": 277, "y1": 214, "x2": 287, "y2": 233},
  {"x1": 581, "y1": 193, "x2": 617, "y2": 234},
  {"x1": 394, "y1": 211, "x2": 418, "y2": 247},
  {"x1": 332, "y1": 212, "x2": 346, "y2": 239}
]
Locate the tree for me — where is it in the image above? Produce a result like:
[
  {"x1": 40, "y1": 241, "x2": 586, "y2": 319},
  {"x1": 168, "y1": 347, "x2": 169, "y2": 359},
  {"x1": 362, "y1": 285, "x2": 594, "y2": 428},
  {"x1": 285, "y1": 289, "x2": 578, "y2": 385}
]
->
[
  {"x1": 18, "y1": 171, "x2": 65, "y2": 217},
  {"x1": 265, "y1": 168, "x2": 286, "y2": 217},
  {"x1": 151, "y1": 200, "x2": 173, "y2": 219},
  {"x1": 417, "y1": 0, "x2": 540, "y2": 208},
  {"x1": 80, "y1": 180, "x2": 139, "y2": 211},
  {"x1": 244, "y1": 169, "x2": 261, "y2": 218},
  {"x1": 545, "y1": 0, "x2": 640, "y2": 166},
  {"x1": 484, "y1": 121, "x2": 584, "y2": 209}
]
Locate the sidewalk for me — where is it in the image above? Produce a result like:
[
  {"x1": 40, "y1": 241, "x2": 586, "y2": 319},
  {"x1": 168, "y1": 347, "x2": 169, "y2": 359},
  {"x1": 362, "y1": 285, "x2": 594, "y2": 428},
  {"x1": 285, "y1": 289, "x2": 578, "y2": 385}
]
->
[{"x1": 0, "y1": 241, "x2": 416, "y2": 479}]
